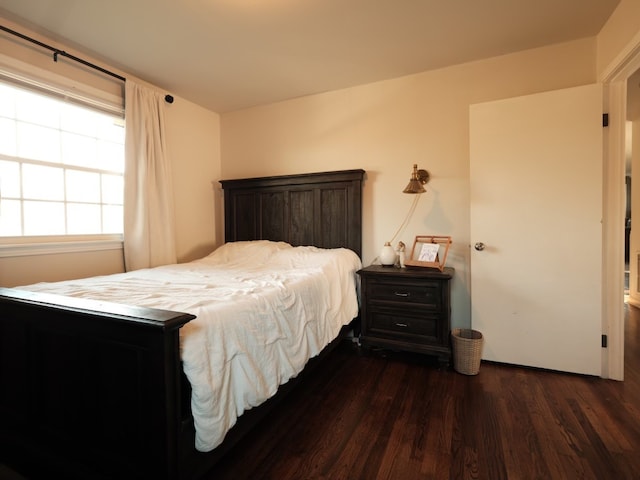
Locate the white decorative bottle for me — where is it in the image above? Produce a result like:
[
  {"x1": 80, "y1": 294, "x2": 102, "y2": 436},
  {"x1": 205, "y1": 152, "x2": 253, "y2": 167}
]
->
[{"x1": 380, "y1": 242, "x2": 397, "y2": 267}]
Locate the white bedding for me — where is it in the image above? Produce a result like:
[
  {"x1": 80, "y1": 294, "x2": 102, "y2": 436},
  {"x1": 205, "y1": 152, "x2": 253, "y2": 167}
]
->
[{"x1": 20, "y1": 240, "x2": 362, "y2": 452}]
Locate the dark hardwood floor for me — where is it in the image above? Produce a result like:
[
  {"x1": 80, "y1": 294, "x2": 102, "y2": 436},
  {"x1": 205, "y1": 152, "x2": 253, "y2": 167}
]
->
[{"x1": 205, "y1": 306, "x2": 640, "y2": 480}]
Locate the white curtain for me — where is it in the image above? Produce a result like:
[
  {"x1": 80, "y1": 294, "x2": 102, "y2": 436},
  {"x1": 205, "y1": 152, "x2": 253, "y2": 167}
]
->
[{"x1": 123, "y1": 80, "x2": 177, "y2": 271}]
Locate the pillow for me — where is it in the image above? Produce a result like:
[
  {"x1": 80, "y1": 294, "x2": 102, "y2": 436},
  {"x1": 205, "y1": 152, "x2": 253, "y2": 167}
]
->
[{"x1": 198, "y1": 240, "x2": 292, "y2": 266}]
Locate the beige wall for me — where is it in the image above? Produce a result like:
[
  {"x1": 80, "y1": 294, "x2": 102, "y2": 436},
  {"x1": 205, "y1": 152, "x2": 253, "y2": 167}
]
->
[
  {"x1": 221, "y1": 38, "x2": 597, "y2": 328},
  {"x1": 0, "y1": 16, "x2": 222, "y2": 287},
  {"x1": 166, "y1": 97, "x2": 221, "y2": 263},
  {"x1": 0, "y1": 247, "x2": 125, "y2": 287}
]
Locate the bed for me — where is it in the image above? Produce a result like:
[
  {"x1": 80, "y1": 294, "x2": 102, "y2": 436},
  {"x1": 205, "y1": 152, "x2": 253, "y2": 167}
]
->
[{"x1": 0, "y1": 168, "x2": 365, "y2": 479}]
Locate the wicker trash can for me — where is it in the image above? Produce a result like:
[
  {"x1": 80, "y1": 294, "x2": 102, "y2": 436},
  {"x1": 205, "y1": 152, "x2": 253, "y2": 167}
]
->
[{"x1": 451, "y1": 328, "x2": 484, "y2": 375}]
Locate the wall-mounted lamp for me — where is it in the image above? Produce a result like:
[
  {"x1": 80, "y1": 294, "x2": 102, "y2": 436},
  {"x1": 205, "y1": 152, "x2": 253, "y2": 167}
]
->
[
  {"x1": 403, "y1": 164, "x2": 429, "y2": 194},
  {"x1": 379, "y1": 164, "x2": 431, "y2": 266}
]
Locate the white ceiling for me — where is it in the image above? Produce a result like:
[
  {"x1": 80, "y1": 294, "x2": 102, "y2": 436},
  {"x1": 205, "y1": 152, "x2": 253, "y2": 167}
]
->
[{"x1": 0, "y1": 0, "x2": 620, "y2": 113}]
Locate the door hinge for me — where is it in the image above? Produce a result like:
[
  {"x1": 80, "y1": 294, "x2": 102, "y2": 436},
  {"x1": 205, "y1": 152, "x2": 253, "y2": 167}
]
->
[
  {"x1": 603, "y1": 113, "x2": 609, "y2": 127},
  {"x1": 602, "y1": 334, "x2": 608, "y2": 348}
]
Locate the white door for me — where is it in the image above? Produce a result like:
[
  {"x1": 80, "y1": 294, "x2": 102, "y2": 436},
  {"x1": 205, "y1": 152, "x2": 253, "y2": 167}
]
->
[{"x1": 469, "y1": 84, "x2": 603, "y2": 376}]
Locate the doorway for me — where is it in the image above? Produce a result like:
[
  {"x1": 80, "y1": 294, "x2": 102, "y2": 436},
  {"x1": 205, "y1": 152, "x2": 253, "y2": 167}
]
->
[
  {"x1": 626, "y1": 71, "x2": 640, "y2": 307},
  {"x1": 602, "y1": 38, "x2": 640, "y2": 381}
]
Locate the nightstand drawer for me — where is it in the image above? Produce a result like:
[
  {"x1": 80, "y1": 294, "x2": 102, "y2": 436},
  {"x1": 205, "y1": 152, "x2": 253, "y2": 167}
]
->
[
  {"x1": 368, "y1": 307, "x2": 439, "y2": 340},
  {"x1": 369, "y1": 280, "x2": 442, "y2": 309}
]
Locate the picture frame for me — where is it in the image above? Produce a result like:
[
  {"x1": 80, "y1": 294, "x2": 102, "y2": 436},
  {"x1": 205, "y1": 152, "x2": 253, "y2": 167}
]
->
[{"x1": 404, "y1": 235, "x2": 452, "y2": 271}]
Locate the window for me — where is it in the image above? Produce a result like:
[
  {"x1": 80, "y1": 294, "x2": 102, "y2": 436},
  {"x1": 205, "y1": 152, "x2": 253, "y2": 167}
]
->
[{"x1": 0, "y1": 79, "x2": 125, "y2": 239}]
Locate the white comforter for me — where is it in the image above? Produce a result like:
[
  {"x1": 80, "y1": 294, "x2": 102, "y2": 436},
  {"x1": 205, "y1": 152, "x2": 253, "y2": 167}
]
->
[{"x1": 21, "y1": 240, "x2": 362, "y2": 452}]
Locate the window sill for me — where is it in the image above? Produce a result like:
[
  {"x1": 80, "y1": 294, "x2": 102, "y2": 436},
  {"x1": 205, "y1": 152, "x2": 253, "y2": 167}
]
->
[{"x1": 0, "y1": 239, "x2": 123, "y2": 258}]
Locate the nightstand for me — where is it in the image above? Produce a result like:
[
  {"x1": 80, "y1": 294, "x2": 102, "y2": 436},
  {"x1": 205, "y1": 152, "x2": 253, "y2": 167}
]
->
[{"x1": 357, "y1": 265, "x2": 454, "y2": 365}]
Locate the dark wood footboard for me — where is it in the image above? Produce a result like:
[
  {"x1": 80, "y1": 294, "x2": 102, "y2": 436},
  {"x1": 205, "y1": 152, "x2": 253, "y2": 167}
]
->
[
  {"x1": 0, "y1": 288, "x2": 355, "y2": 480},
  {"x1": 0, "y1": 287, "x2": 195, "y2": 479}
]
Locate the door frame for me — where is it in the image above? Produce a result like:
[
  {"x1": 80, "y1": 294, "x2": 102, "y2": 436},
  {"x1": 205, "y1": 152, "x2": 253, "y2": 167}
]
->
[{"x1": 602, "y1": 30, "x2": 640, "y2": 380}]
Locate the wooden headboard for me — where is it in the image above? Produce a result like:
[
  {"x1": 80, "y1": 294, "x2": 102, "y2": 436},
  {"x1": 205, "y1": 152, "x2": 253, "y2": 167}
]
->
[{"x1": 220, "y1": 169, "x2": 365, "y2": 258}]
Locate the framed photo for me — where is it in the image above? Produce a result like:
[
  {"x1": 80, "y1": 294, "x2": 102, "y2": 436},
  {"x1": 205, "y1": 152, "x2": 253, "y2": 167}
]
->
[{"x1": 404, "y1": 235, "x2": 452, "y2": 271}]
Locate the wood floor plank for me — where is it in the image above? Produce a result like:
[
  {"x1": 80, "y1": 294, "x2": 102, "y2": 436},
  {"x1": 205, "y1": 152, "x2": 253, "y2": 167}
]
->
[{"x1": 525, "y1": 373, "x2": 585, "y2": 479}]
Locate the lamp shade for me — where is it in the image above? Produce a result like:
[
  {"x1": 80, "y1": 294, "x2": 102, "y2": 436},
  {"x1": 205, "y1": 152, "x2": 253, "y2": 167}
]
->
[{"x1": 403, "y1": 164, "x2": 428, "y2": 194}]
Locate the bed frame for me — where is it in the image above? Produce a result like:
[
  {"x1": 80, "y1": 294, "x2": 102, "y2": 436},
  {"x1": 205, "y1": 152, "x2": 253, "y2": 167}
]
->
[{"x1": 0, "y1": 169, "x2": 365, "y2": 479}]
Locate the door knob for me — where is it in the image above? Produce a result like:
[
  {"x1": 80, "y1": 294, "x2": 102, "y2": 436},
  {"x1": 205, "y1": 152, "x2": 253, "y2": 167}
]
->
[{"x1": 474, "y1": 242, "x2": 485, "y2": 251}]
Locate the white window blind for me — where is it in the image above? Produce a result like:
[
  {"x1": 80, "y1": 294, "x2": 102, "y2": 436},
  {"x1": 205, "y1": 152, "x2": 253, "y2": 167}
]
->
[{"x1": 0, "y1": 76, "x2": 125, "y2": 240}]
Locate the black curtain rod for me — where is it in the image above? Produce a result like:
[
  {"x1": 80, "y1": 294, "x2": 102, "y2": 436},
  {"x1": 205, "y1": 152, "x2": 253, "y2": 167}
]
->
[{"x1": 0, "y1": 24, "x2": 174, "y2": 103}]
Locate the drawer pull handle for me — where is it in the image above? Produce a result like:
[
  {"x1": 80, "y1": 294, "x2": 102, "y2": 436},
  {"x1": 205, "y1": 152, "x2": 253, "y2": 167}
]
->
[
  {"x1": 394, "y1": 292, "x2": 409, "y2": 297},
  {"x1": 395, "y1": 322, "x2": 408, "y2": 327}
]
